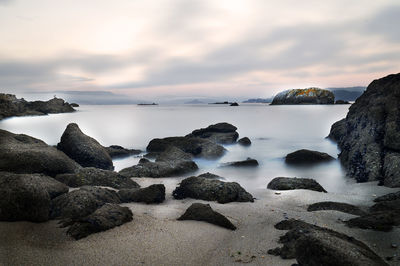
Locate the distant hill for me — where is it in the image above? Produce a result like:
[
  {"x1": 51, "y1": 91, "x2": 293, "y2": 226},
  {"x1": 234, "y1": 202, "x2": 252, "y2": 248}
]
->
[
  {"x1": 327, "y1": 87, "x2": 366, "y2": 101},
  {"x1": 184, "y1": 99, "x2": 205, "y2": 104},
  {"x1": 242, "y1": 98, "x2": 272, "y2": 103}
]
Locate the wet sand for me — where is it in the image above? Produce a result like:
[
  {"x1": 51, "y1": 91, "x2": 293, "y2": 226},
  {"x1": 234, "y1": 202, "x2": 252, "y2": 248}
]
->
[{"x1": 1, "y1": 178, "x2": 399, "y2": 266}]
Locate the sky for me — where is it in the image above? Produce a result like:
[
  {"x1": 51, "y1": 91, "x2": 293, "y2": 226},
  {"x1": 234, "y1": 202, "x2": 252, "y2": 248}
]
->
[{"x1": 0, "y1": 0, "x2": 399, "y2": 101}]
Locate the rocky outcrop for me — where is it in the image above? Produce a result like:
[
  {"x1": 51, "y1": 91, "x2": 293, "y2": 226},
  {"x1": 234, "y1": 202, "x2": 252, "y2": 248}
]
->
[
  {"x1": 335, "y1": 99, "x2": 350, "y2": 104},
  {"x1": 197, "y1": 172, "x2": 223, "y2": 179},
  {"x1": 238, "y1": 137, "x2": 251, "y2": 146},
  {"x1": 222, "y1": 158, "x2": 259, "y2": 167},
  {"x1": 105, "y1": 145, "x2": 141, "y2": 158},
  {"x1": 230, "y1": 102, "x2": 239, "y2": 106},
  {"x1": 267, "y1": 177, "x2": 327, "y2": 192},
  {"x1": 55, "y1": 167, "x2": 139, "y2": 189},
  {"x1": 0, "y1": 94, "x2": 76, "y2": 120},
  {"x1": 186, "y1": 123, "x2": 239, "y2": 144},
  {"x1": 173, "y1": 176, "x2": 254, "y2": 204},
  {"x1": 118, "y1": 184, "x2": 166, "y2": 204},
  {"x1": 57, "y1": 123, "x2": 114, "y2": 170},
  {"x1": 268, "y1": 219, "x2": 387, "y2": 265},
  {"x1": 345, "y1": 211, "x2": 400, "y2": 232},
  {"x1": 307, "y1": 201, "x2": 367, "y2": 216},
  {"x1": 285, "y1": 149, "x2": 335, "y2": 165},
  {"x1": 66, "y1": 203, "x2": 133, "y2": 240},
  {"x1": 328, "y1": 73, "x2": 400, "y2": 187},
  {"x1": 0, "y1": 129, "x2": 80, "y2": 176},
  {"x1": 178, "y1": 203, "x2": 236, "y2": 230},
  {"x1": 271, "y1": 88, "x2": 335, "y2": 105},
  {"x1": 374, "y1": 191, "x2": 400, "y2": 202}
]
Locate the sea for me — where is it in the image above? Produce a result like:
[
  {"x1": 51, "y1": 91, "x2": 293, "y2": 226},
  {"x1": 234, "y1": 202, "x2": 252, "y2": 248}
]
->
[{"x1": 0, "y1": 103, "x2": 353, "y2": 193}]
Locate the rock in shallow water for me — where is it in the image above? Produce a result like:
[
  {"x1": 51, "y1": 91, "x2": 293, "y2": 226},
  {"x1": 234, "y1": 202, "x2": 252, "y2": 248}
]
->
[
  {"x1": 267, "y1": 177, "x2": 327, "y2": 193},
  {"x1": 271, "y1": 88, "x2": 335, "y2": 105},
  {"x1": 222, "y1": 158, "x2": 259, "y2": 167},
  {"x1": 185, "y1": 122, "x2": 239, "y2": 144},
  {"x1": 307, "y1": 201, "x2": 367, "y2": 216},
  {"x1": 118, "y1": 184, "x2": 165, "y2": 204},
  {"x1": 238, "y1": 137, "x2": 251, "y2": 146},
  {"x1": 285, "y1": 149, "x2": 335, "y2": 165},
  {"x1": 105, "y1": 145, "x2": 141, "y2": 158}
]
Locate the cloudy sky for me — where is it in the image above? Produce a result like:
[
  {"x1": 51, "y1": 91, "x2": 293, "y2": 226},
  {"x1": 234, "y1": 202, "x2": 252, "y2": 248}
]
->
[{"x1": 0, "y1": 0, "x2": 399, "y2": 100}]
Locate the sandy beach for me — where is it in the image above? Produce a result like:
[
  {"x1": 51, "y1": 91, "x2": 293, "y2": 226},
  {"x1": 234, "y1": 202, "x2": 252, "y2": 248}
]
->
[{"x1": 1, "y1": 177, "x2": 399, "y2": 266}]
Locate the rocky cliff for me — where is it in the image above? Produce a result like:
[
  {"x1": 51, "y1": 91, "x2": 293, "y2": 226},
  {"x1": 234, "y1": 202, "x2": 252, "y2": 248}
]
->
[{"x1": 271, "y1": 88, "x2": 334, "y2": 105}]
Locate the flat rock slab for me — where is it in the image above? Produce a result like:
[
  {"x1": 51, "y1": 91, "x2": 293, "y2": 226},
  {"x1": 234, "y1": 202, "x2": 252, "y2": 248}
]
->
[
  {"x1": 267, "y1": 177, "x2": 327, "y2": 193},
  {"x1": 307, "y1": 201, "x2": 367, "y2": 216},
  {"x1": 118, "y1": 184, "x2": 166, "y2": 204},
  {"x1": 178, "y1": 203, "x2": 236, "y2": 230},
  {"x1": 285, "y1": 149, "x2": 335, "y2": 165}
]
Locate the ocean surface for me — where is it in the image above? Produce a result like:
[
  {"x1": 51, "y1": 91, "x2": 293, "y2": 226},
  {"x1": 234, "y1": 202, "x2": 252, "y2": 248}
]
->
[{"x1": 0, "y1": 103, "x2": 352, "y2": 193}]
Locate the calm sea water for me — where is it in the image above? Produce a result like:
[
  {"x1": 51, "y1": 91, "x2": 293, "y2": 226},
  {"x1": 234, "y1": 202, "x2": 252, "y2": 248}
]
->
[{"x1": 0, "y1": 104, "x2": 352, "y2": 193}]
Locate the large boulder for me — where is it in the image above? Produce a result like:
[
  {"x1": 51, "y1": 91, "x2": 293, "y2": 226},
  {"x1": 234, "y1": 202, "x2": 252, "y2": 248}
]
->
[
  {"x1": 328, "y1": 73, "x2": 400, "y2": 187},
  {"x1": 374, "y1": 191, "x2": 400, "y2": 202},
  {"x1": 186, "y1": 122, "x2": 239, "y2": 144},
  {"x1": 173, "y1": 176, "x2": 254, "y2": 204},
  {"x1": 285, "y1": 149, "x2": 334, "y2": 165},
  {"x1": 55, "y1": 167, "x2": 139, "y2": 189},
  {"x1": 271, "y1": 88, "x2": 335, "y2": 105},
  {"x1": 178, "y1": 203, "x2": 236, "y2": 230},
  {"x1": 267, "y1": 177, "x2": 327, "y2": 193},
  {"x1": 118, "y1": 184, "x2": 165, "y2": 204},
  {"x1": 66, "y1": 203, "x2": 133, "y2": 240},
  {"x1": 105, "y1": 145, "x2": 141, "y2": 159},
  {"x1": 0, "y1": 129, "x2": 80, "y2": 176},
  {"x1": 57, "y1": 123, "x2": 114, "y2": 170}
]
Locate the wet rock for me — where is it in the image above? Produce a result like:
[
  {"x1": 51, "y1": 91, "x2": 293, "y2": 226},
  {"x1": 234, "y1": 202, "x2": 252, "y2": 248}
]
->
[
  {"x1": 307, "y1": 201, "x2": 367, "y2": 216},
  {"x1": 105, "y1": 145, "x2": 141, "y2": 158},
  {"x1": 173, "y1": 176, "x2": 254, "y2": 204},
  {"x1": 370, "y1": 200, "x2": 400, "y2": 212},
  {"x1": 345, "y1": 211, "x2": 400, "y2": 232},
  {"x1": 0, "y1": 129, "x2": 80, "y2": 177},
  {"x1": 118, "y1": 184, "x2": 165, "y2": 204},
  {"x1": 230, "y1": 102, "x2": 239, "y2": 106},
  {"x1": 197, "y1": 172, "x2": 222, "y2": 179},
  {"x1": 186, "y1": 122, "x2": 239, "y2": 144},
  {"x1": 238, "y1": 137, "x2": 251, "y2": 146},
  {"x1": 57, "y1": 123, "x2": 113, "y2": 170},
  {"x1": 70, "y1": 103, "x2": 79, "y2": 107},
  {"x1": 335, "y1": 99, "x2": 350, "y2": 104},
  {"x1": 55, "y1": 167, "x2": 139, "y2": 189},
  {"x1": 271, "y1": 88, "x2": 335, "y2": 105},
  {"x1": 285, "y1": 149, "x2": 335, "y2": 165},
  {"x1": 267, "y1": 177, "x2": 327, "y2": 193},
  {"x1": 327, "y1": 118, "x2": 347, "y2": 142},
  {"x1": 178, "y1": 203, "x2": 236, "y2": 230},
  {"x1": 374, "y1": 191, "x2": 400, "y2": 202},
  {"x1": 222, "y1": 158, "x2": 259, "y2": 167},
  {"x1": 66, "y1": 203, "x2": 133, "y2": 240}
]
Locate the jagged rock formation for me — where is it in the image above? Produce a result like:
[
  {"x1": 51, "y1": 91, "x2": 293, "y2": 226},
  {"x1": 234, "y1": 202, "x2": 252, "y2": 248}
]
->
[{"x1": 271, "y1": 88, "x2": 334, "y2": 105}]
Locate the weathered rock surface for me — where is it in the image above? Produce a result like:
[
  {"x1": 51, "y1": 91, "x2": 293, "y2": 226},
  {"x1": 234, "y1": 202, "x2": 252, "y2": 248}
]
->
[
  {"x1": 285, "y1": 149, "x2": 335, "y2": 165},
  {"x1": 238, "y1": 137, "x2": 251, "y2": 146},
  {"x1": 307, "y1": 201, "x2": 367, "y2": 216},
  {"x1": 186, "y1": 122, "x2": 239, "y2": 144},
  {"x1": 374, "y1": 191, "x2": 400, "y2": 202},
  {"x1": 0, "y1": 93, "x2": 75, "y2": 120},
  {"x1": 345, "y1": 211, "x2": 400, "y2": 232},
  {"x1": 173, "y1": 176, "x2": 254, "y2": 204},
  {"x1": 267, "y1": 177, "x2": 327, "y2": 192},
  {"x1": 222, "y1": 158, "x2": 259, "y2": 167},
  {"x1": 271, "y1": 88, "x2": 335, "y2": 105},
  {"x1": 118, "y1": 184, "x2": 165, "y2": 204},
  {"x1": 66, "y1": 203, "x2": 133, "y2": 240},
  {"x1": 197, "y1": 172, "x2": 223, "y2": 179},
  {"x1": 57, "y1": 123, "x2": 114, "y2": 170},
  {"x1": 178, "y1": 203, "x2": 236, "y2": 230},
  {"x1": 0, "y1": 129, "x2": 80, "y2": 176},
  {"x1": 55, "y1": 167, "x2": 139, "y2": 189},
  {"x1": 370, "y1": 199, "x2": 400, "y2": 212},
  {"x1": 328, "y1": 73, "x2": 400, "y2": 187},
  {"x1": 268, "y1": 219, "x2": 387, "y2": 266},
  {"x1": 105, "y1": 145, "x2": 141, "y2": 158}
]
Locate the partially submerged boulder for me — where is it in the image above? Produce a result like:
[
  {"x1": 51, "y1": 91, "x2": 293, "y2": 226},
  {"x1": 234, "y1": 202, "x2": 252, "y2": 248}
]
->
[
  {"x1": 327, "y1": 118, "x2": 346, "y2": 142},
  {"x1": 173, "y1": 176, "x2": 254, "y2": 204},
  {"x1": 285, "y1": 149, "x2": 335, "y2": 165},
  {"x1": 271, "y1": 88, "x2": 335, "y2": 105},
  {"x1": 222, "y1": 158, "x2": 259, "y2": 167},
  {"x1": 267, "y1": 177, "x2": 327, "y2": 193},
  {"x1": 178, "y1": 203, "x2": 236, "y2": 230},
  {"x1": 118, "y1": 184, "x2": 165, "y2": 204},
  {"x1": 307, "y1": 201, "x2": 367, "y2": 216},
  {"x1": 186, "y1": 122, "x2": 239, "y2": 144},
  {"x1": 238, "y1": 137, "x2": 251, "y2": 146},
  {"x1": 57, "y1": 123, "x2": 113, "y2": 170},
  {"x1": 0, "y1": 129, "x2": 80, "y2": 176},
  {"x1": 105, "y1": 145, "x2": 141, "y2": 158},
  {"x1": 374, "y1": 191, "x2": 400, "y2": 202},
  {"x1": 345, "y1": 211, "x2": 400, "y2": 232}
]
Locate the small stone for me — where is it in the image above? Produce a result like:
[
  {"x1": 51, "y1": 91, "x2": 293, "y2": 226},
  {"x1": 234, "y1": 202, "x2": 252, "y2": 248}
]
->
[{"x1": 275, "y1": 192, "x2": 281, "y2": 195}]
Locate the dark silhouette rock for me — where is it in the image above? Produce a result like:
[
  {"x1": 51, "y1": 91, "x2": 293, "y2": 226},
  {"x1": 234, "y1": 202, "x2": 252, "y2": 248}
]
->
[
  {"x1": 66, "y1": 203, "x2": 133, "y2": 240},
  {"x1": 267, "y1": 177, "x2": 327, "y2": 193},
  {"x1": 55, "y1": 167, "x2": 139, "y2": 189},
  {"x1": 374, "y1": 191, "x2": 400, "y2": 202},
  {"x1": 238, "y1": 137, "x2": 251, "y2": 146},
  {"x1": 370, "y1": 200, "x2": 400, "y2": 212},
  {"x1": 70, "y1": 103, "x2": 79, "y2": 107},
  {"x1": 57, "y1": 123, "x2": 114, "y2": 170},
  {"x1": 0, "y1": 129, "x2": 80, "y2": 176},
  {"x1": 327, "y1": 118, "x2": 346, "y2": 142},
  {"x1": 222, "y1": 158, "x2": 259, "y2": 167},
  {"x1": 307, "y1": 201, "x2": 367, "y2": 216},
  {"x1": 186, "y1": 122, "x2": 239, "y2": 144},
  {"x1": 230, "y1": 102, "x2": 239, "y2": 106},
  {"x1": 328, "y1": 73, "x2": 400, "y2": 187},
  {"x1": 271, "y1": 88, "x2": 335, "y2": 105},
  {"x1": 345, "y1": 211, "x2": 400, "y2": 232},
  {"x1": 173, "y1": 176, "x2": 254, "y2": 204},
  {"x1": 118, "y1": 184, "x2": 165, "y2": 204},
  {"x1": 335, "y1": 99, "x2": 350, "y2": 104},
  {"x1": 285, "y1": 149, "x2": 335, "y2": 165},
  {"x1": 178, "y1": 203, "x2": 236, "y2": 230},
  {"x1": 105, "y1": 145, "x2": 141, "y2": 158}
]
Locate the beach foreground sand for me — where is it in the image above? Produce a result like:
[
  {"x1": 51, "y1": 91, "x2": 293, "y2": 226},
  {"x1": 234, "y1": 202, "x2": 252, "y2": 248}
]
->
[{"x1": 1, "y1": 177, "x2": 399, "y2": 266}]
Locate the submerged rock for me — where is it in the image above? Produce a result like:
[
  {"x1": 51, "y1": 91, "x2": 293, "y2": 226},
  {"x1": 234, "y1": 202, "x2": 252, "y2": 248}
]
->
[
  {"x1": 186, "y1": 122, "x2": 239, "y2": 144},
  {"x1": 285, "y1": 149, "x2": 335, "y2": 165},
  {"x1": 307, "y1": 201, "x2": 367, "y2": 216},
  {"x1": 271, "y1": 88, "x2": 335, "y2": 105},
  {"x1": 118, "y1": 184, "x2": 165, "y2": 204},
  {"x1": 178, "y1": 203, "x2": 236, "y2": 230},
  {"x1": 222, "y1": 158, "x2": 259, "y2": 167},
  {"x1": 267, "y1": 177, "x2": 327, "y2": 192},
  {"x1": 173, "y1": 176, "x2": 254, "y2": 204},
  {"x1": 238, "y1": 137, "x2": 251, "y2": 146},
  {"x1": 0, "y1": 129, "x2": 80, "y2": 176},
  {"x1": 105, "y1": 145, "x2": 141, "y2": 158},
  {"x1": 57, "y1": 123, "x2": 114, "y2": 170}
]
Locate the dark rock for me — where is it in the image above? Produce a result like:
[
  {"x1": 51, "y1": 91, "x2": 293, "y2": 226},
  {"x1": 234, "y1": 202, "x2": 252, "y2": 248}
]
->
[
  {"x1": 230, "y1": 102, "x2": 239, "y2": 106},
  {"x1": 345, "y1": 211, "x2": 400, "y2": 232},
  {"x1": 328, "y1": 73, "x2": 400, "y2": 187},
  {"x1": 335, "y1": 99, "x2": 350, "y2": 104},
  {"x1": 66, "y1": 203, "x2": 133, "y2": 240},
  {"x1": 267, "y1": 177, "x2": 327, "y2": 192},
  {"x1": 55, "y1": 167, "x2": 139, "y2": 189},
  {"x1": 57, "y1": 123, "x2": 114, "y2": 170},
  {"x1": 271, "y1": 88, "x2": 335, "y2": 105},
  {"x1": 238, "y1": 137, "x2": 251, "y2": 146},
  {"x1": 285, "y1": 149, "x2": 335, "y2": 165},
  {"x1": 197, "y1": 172, "x2": 222, "y2": 179},
  {"x1": 105, "y1": 145, "x2": 141, "y2": 158},
  {"x1": 374, "y1": 191, "x2": 400, "y2": 202},
  {"x1": 118, "y1": 184, "x2": 165, "y2": 204},
  {"x1": 186, "y1": 122, "x2": 239, "y2": 144},
  {"x1": 327, "y1": 118, "x2": 346, "y2": 142},
  {"x1": 70, "y1": 103, "x2": 79, "y2": 107},
  {"x1": 222, "y1": 158, "x2": 259, "y2": 167},
  {"x1": 0, "y1": 129, "x2": 80, "y2": 176},
  {"x1": 178, "y1": 203, "x2": 236, "y2": 230},
  {"x1": 369, "y1": 200, "x2": 400, "y2": 212},
  {"x1": 307, "y1": 201, "x2": 367, "y2": 216},
  {"x1": 173, "y1": 176, "x2": 254, "y2": 204}
]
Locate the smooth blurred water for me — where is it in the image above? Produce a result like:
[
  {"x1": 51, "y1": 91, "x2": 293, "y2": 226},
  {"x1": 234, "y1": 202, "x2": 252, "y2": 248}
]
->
[{"x1": 0, "y1": 103, "x2": 352, "y2": 193}]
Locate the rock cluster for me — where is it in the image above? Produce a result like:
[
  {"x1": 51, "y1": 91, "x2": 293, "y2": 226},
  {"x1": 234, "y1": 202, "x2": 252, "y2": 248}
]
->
[{"x1": 271, "y1": 88, "x2": 335, "y2": 105}]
